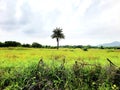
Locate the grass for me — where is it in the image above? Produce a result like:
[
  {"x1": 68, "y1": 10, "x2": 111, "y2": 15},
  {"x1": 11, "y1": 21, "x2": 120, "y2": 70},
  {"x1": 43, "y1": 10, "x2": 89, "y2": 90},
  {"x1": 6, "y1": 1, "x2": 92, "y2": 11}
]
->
[{"x1": 0, "y1": 47, "x2": 120, "y2": 90}]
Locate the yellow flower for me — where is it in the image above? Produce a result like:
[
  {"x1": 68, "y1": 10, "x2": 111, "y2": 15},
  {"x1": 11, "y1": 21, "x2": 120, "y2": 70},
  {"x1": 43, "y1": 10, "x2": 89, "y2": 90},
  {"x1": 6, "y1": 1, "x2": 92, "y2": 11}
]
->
[
  {"x1": 92, "y1": 82, "x2": 95, "y2": 85},
  {"x1": 113, "y1": 84, "x2": 116, "y2": 87}
]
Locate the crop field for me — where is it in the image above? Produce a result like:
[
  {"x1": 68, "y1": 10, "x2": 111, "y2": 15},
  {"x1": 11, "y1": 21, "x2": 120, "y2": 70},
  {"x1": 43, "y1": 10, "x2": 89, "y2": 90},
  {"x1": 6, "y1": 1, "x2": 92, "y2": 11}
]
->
[{"x1": 0, "y1": 47, "x2": 120, "y2": 90}]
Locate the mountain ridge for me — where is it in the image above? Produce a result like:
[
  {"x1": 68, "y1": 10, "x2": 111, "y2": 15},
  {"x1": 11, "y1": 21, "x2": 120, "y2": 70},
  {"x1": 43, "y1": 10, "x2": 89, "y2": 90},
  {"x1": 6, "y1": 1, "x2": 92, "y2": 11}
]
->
[{"x1": 98, "y1": 41, "x2": 120, "y2": 47}]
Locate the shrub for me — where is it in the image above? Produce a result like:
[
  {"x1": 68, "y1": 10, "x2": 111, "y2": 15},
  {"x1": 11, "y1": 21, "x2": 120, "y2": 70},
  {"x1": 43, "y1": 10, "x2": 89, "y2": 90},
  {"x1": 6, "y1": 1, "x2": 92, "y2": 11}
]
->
[
  {"x1": 82, "y1": 48, "x2": 88, "y2": 51},
  {"x1": 1, "y1": 59, "x2": 120, "y2": 90}
]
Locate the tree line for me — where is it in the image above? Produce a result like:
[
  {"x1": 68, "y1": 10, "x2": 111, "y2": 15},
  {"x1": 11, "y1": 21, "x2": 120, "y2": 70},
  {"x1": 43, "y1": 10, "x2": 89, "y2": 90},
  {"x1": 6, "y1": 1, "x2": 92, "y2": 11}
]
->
[
  {"x1": 0, "y1": 41, "x2": 120, "y2": 49},
  {"x1": 0, "y1": 41, "x2": 92, "y2": 49},
  {"x1": 0, "y1": 41, "x2": 42, "y2": 48}
]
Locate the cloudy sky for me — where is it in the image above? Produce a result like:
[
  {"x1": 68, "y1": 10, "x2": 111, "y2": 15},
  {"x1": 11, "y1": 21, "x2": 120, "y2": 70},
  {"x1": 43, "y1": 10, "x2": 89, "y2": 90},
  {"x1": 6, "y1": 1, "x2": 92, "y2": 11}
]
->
[{"x1": 0, "y1": 0, "x2": 120, "y2": 45}]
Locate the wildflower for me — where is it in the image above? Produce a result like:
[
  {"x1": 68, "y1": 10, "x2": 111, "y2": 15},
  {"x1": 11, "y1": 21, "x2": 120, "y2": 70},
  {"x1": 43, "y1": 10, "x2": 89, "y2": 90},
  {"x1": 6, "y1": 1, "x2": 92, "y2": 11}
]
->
[
  {"x1": 112, "y1": 84, "x2": 118, "y2": 90},
  {"x1": 92, "y1": 82, "x2": 96, "y2": 85}
]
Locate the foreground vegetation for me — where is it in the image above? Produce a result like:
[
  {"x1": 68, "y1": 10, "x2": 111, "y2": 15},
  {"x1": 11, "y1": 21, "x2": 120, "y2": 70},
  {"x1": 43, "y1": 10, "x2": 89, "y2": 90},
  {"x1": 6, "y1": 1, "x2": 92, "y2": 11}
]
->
[{"x1": 0, "y1": 47, "x2": 120, "y2": 90}]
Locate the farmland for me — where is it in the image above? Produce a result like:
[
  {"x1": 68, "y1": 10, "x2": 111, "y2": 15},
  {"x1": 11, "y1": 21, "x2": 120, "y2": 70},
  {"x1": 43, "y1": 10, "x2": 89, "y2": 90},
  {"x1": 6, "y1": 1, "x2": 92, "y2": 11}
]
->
[{"x1": 0, "y1": 47, "x2": 120, "y2": 90}]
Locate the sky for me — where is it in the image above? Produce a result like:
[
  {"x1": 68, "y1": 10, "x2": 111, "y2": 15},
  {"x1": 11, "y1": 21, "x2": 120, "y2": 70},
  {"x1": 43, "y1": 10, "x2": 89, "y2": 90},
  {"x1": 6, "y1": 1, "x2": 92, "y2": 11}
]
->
[{"x1": 0, "y1": 0, "x2": 120, "y2": 46}]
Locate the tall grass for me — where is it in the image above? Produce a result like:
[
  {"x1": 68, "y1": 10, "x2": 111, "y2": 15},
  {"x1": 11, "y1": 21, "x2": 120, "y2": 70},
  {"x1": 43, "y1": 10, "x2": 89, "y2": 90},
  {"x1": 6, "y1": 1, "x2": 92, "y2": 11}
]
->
[
  {"x1": 1, "y1": 59, "x2": 120, "y2": 90},
  {"x1": 0, "y1": 47, "x2": 120, "y2": 89}
]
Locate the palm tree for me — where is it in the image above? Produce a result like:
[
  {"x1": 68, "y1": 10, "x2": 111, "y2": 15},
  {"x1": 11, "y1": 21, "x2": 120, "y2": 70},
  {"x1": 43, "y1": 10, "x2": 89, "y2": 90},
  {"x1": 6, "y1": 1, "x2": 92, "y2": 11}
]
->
[{"x1": 51, "y1": 27, "x2": 65, "y2": 49}]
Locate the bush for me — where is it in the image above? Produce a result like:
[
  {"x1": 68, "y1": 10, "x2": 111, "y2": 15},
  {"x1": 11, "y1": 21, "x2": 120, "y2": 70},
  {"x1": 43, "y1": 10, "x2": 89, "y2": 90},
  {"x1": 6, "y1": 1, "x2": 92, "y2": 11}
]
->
[{"x1": 82, "y1": 48, "x2": 88, "y2": 51}]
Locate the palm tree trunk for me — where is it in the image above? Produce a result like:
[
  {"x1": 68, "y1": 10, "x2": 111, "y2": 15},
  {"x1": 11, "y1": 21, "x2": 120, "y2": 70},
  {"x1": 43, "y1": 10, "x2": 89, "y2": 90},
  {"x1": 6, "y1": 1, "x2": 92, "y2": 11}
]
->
[{"x1": 56, "y1": 38, "x2": 59, "y2": 49}]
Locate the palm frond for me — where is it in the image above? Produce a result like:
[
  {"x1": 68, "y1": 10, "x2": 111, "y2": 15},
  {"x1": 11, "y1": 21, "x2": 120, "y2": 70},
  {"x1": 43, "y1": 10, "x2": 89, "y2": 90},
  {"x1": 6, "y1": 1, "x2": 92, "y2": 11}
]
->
[{"x1": 51, "y1": 27, "x2": 65, "y2": 39}]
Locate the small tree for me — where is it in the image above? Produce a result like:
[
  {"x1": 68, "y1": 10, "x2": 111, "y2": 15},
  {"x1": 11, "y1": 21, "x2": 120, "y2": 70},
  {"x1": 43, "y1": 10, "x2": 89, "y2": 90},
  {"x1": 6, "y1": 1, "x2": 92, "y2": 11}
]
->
[
  {"x1": 51, "y1": 27, "x2": 65, "y2": 49},
  {"x1": 100, "y1": 46, "x2": 104, "y2": 49}
]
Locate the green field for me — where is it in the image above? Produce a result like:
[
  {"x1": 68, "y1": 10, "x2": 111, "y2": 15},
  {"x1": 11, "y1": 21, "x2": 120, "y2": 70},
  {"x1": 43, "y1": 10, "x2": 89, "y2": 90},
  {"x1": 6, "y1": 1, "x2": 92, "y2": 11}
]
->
[{"x1": 0, "y1": 47, "x2": 120, "y2": 90}]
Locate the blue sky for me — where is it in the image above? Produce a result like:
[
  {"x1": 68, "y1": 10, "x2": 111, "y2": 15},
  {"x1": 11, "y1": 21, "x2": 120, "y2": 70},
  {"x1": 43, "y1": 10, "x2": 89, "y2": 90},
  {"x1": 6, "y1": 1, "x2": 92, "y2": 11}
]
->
[{"x1": 0, "y1": 0, "x2": 120, "y2": 45}]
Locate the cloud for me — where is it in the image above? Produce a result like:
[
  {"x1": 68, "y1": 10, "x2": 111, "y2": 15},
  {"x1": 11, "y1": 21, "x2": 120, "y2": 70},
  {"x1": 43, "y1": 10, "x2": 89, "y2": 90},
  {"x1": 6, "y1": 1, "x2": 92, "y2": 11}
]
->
[
  {"x1": 0, "y1": 0, "x2": 32, "y2": 31},
  {"x1": 0, "y1": 0, "x2": 120, "y2": 45},
  {"x1": 19, "y1": 2, "x2": 33, "y2": 25}
]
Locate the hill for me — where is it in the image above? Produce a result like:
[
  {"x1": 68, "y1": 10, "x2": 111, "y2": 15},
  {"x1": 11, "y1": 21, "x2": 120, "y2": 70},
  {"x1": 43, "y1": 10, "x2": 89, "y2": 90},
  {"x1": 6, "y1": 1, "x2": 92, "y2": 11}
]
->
[{"x1": 99, "y1": 41, "x2": 120, "y2": 47}]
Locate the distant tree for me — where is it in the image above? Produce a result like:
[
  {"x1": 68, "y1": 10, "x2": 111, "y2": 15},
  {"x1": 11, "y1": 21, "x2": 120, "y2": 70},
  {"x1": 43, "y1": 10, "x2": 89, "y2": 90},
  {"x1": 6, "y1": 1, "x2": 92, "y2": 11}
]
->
[
  {"x1": 4, "y1": 41, "x2": 21, "y2": 47},
  {"x1": 51, "y1": 27, "x2": 65, "y2": 49},
  {"x1": 32, "y1": 42, "x2": 42, "y2": 48},
  {"x1": 75, "y1": 45, "x2": 83, "y2": 48},
  {"x1": 0, "y1": 42, "x2": 4, "y2": 47},
  {"x1": 44, "y1": 45, "x2": 51, "y2": 48},
  {"x1": 22, "y1": 44, "x2": 31, "y2": 47},
  {"x1": 100, "y1": 46, "x2": 104, "y2": 49},
  {"x1": 86, "y1": 45, "x2": 92, "y2": 49}
]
